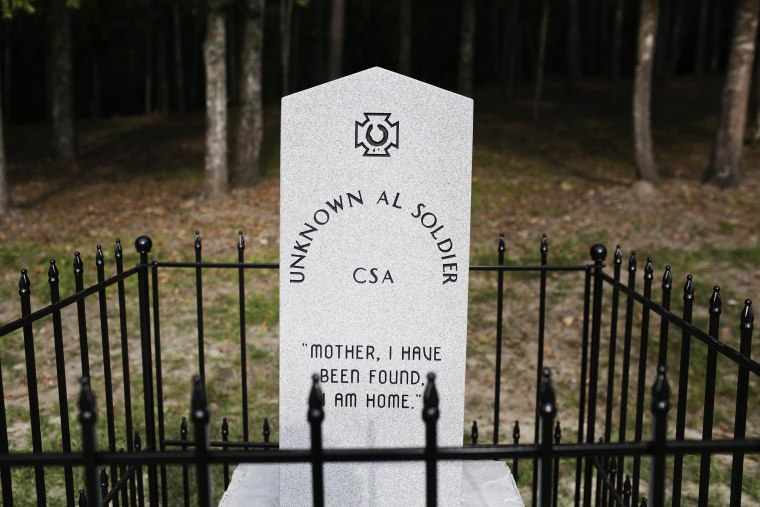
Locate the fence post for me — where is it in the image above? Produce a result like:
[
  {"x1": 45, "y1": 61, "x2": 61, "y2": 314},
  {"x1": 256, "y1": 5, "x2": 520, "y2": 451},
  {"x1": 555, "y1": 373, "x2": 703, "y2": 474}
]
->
[
  {"x1": 532, "y1": 234, "x2": 549, "y2": 507},
  {"x1": 471, "y1": 420, "x2": 478, "y2": 445},
  {"x1": 650, "y1": 365, "x2": 669, "y2": 506},
  {"x1": 80, "y1": 376, "x2": 101, "y2": 506},
  {"x1": 583, "y1": 244, "x2": 606, "y2": 507},
  {"x1": 603, "y1": 245, "x2": 622, "y2": 501},
  {"x1": 180, "y1": 417, "x2": 190, "y2": 507},
  {"x1": 698, "y1": 286, "x2": 721, "y2": 507},
  {"x1": 730, "y1": 299, "x2": 753, "y2": 505},
  {"x1": 308, "y1": 374, "x2": 325, "y2": 507},
  {"x1": 135, "y1": 236, "x2": 159, "y2": 506},
  {"x1": 263, "y1": 418, "x2": 271, "y2": 444},
  {"x1": 222, "y1": 417, "x2": 230, "y2": 488},
  {"x1": 194, "y1": 231, "x2": 206, "y2": 384},
  {"x1": 539, "y1": 368, "x2": 556, "y2": 507},
  {"x1": 512, "y1": 420, "x2": 520, "y2": 483},
  {"x1": 617, "y1": 251, "x2": 637, "y2": 493},
  {"x1": 657, "y1": 266, "x2": 673, "y2": 366},
  {"x1": 18, "y1": 269, "x2": 47, "y2": 505},
  {"x1": 73, "y1": 252, "x2": 91, "y2": 379},
  {"x1": 493, "y1": 233, "x2": 505, "y2": 444},
  {"x1": 632, "y1": 257, "x2": 654, "y2": 507},
  {"x1": 238, "y1": 231, "x2": 250, "y2": 442},
  {"x1": 48, "y1": 259, "x2": 76, "y2": 507},
  {"x1": 672, "y1": 274, "x2": 694, "y2": 505},
  {"x1": 191, "y1": 375, "x2": 212, "y2": 507},
  {"x1": 553, "y1": 422, "x2": 561, "y2": 507},
  {"x1": 422, "y1": 372, "x2": 440, "y2": 507}
]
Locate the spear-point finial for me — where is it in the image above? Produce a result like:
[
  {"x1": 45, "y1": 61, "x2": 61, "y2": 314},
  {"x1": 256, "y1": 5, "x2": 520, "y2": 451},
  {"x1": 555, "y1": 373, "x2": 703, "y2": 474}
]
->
[
  {"x1": 74, "y1": 251, "x2": 84, "y2": 275},
  {"x1": 78, "y1": 489, "x2": 87, "y2": 507},
  {"x1": 308, "y1": 373, "x2": 325, "y2": 424},
  {"x1": 628, "y1": 251, "x2": 637, "y2": 272},
  {"x1": 589, "y1": 244, "x2": 607, "y2": 263},
  {"x1": 609, "y1": 456, "x2": 617, "y2": 475},
  {"x1": 741, "y1": 299, "x2": 754, "y2": 328},
  {"x1": 554, "y1": 420, "x2": 561, "y2": 444},
  {"x1": 18, "y1": 269, "x2": 30, "y2": 296},
  {"x1": 662, "y1": 265, "x2": 672, "y2": 290},
  {"x1": 79, "y1": 376, "x2": 96, "y2": 424},
  {"x1": 96, "y1": 245, "x2": 104, "y2": 267},
  {"x1": 640, "y1": 498, "x2": 648, "y2": 507},
  {"x1": 651, "y1": 365, "x2": 670, "y2": 414},
  {"x1": 194, "y1": 231, "x2": 202, "y2": 251},
  {"x1": 221, "y1": 417, "x2": 229, "y2": 438},
  {"x1": 263, "y1": 418, "x2": 271, "y2": 442},
  {"x1": 180, "y1": 416, "x2": 187, "y2": 438},
  {"x1": 710, "y1": 286, "x2": 722, "y2": 315},
  {"x1": 498, "y1": 233, "x2": 505, "y2": 253},
  {"x1": 624, "y1": 475, "x2": 632, "y2": 495},
  {"x1": 422, "y1": 372, "x2": 440, "y2": 423},
  {"x1": 471, "y1": 420, "x2": 479, "y2": 445},
  {"x1": 48, "y1": 260, "x2": 59, "y2": 285},
  {"x1": 191, "y1": 375, "x2": 209, "y2": 424},
  {"x1": 134, "y1": 431, "x2": 141, "y2": 451},
  {"x1": 540, "y1": 233, "x2": 548, "y2": 254},
  {"x1": 644, "y1": 257, "x2": 654, "y2": 280},
  {"x1": 100, "y1": 467, "x2": 108, "y2": 494},
  {"x1": 513, "y1": 420, "x2": 520, "y2": 442},
  {"x1": 238, "y1": 231, "x2": 245, "y2": 250},
  {"x1": 614, "y1": 245, "x2": 622, "y2": 265},
  {"x1": 684, "y1": 275, "x2": 694, "y2": 301},
  {"x1": 115, "y1": 239, "x2": 123, "y2": 259}
]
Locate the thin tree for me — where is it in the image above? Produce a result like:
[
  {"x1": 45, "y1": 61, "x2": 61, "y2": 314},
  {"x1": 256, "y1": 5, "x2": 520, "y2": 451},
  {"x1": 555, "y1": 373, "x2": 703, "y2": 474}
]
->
[
  {"x1": 235, "y1": 0, "x2": 265, "y2": 187},
  {"x1": 326, "y1": 0, "x2": 344, "y2": 81},
  {"x1": 203, "y1": 2, "x2": 229, "y2": 199},
  {"x1": 532, "y1": 0, "x2": 549, "y2": 120},
  {"x1": 280, "y1": 0, "x2": 294, "y2": 94},
  {"x1": 704, "y1": 0, "x2": 760, "y2": 187},
  {"x1": 633, "y1": 0, "x2": 661, "y2": 183},
  {"x1": 457, "y1": 0, "x2": 475, "y2": 97},
  {"x1": 398, "y1": 0, "x2": 412, "y2": 76},
  {"x1": 567, "y1": 0, "x2": 581, "y2": 91},
  {"x1": 51, "y1": 0, "x2": 77, "y2": 161},
  {"x1": 173, "y1": 1, "x2": 185, "y2": 112}
]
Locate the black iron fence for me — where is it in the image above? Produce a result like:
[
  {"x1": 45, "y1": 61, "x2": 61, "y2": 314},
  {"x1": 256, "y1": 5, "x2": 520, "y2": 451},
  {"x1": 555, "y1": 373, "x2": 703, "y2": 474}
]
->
[{"x1": 0, "y1": 233, "x2": 756, "y2": 506}]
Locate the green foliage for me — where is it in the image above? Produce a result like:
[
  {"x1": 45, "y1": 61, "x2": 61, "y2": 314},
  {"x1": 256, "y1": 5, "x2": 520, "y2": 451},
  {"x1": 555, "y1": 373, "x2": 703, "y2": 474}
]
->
[{"x1": 1, "y1": 0, "x2": 35, "y2": 18}]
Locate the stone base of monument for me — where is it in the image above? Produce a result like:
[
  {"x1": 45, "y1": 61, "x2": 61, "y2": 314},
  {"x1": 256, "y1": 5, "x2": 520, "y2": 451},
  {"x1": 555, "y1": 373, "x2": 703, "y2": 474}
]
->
[{"x1": 219, "y1": 460, "x2": 524, "y2": 506}]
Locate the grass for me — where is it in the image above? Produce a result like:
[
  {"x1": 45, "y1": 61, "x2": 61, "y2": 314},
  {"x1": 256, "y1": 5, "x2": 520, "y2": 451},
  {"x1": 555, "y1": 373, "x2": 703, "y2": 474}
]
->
[{"x1": 0, "y1": 77, "x2": 758, "y2": 504}]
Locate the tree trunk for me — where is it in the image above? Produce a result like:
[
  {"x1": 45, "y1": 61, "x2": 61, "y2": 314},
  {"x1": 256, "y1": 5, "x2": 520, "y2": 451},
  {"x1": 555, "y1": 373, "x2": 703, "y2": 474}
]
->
[
  {"x1": 567, "y1": 0, "x2": 581, "y2": 91},
  {"x1": 280, "y1": 0, "x2": 294, "y2": 94},
  {"x1": 633, "y1": 0, "x2": 660, "y2": 183},
  {"x1": 694, "y1": 0, "x2": 708, "y2": 77},
  {"x1": 532, "y1": 0, "x2": 549, "y2": 120},
  {"x1": 0, "y1": 59, "x2": 10, "y2": 216},
  {"x1": 327, "y1": 0, "x2": 345, "y2": 81},
  {"x1": 173, "y1": 1, "x2": 185, "y2": 113},
  {"x1": 145, "y1": 0, "x2": 153, "y2": 113},
  {"x1": 612, "y1": 0, "x2": 624, "y2": 99},
  {"x1": 50, "y1": 0, "x2": 76, "y2": 161},
  {"x1": 203, "y1": 9, "x2": 229, "y2": 199},
  {"x1": 398, "y1": 0, "x2": 412, "y2": 76},
  {"x1": 457, "y1": 0, "x2": 475, "y2": 97},
  {"x1": 235, "y1": 0, "x2": 265, "y2": 187},
  {"x1": 704, "y1": 0, "x2": 760, "y2": 187}
]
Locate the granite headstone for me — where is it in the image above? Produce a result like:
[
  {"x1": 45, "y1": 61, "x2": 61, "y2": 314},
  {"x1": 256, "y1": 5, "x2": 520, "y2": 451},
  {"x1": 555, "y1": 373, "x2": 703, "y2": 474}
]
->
[{"x1": 279, "y1": 67, "x2": 473, "y2": 506}]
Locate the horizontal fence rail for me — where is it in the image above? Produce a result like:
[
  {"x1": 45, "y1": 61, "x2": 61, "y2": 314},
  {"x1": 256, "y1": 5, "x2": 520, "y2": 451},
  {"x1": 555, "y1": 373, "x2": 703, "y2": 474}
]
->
[{"x1": 0, "y1": 233, "x2": 755, "y2": 506}]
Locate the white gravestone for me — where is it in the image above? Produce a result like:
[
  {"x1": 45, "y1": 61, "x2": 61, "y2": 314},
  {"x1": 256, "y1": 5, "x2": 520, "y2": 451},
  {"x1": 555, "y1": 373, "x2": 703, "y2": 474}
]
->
[{"x1": 279, "y1": 67, "x2": 472, "y2": 506}]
